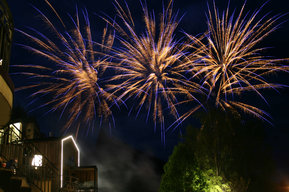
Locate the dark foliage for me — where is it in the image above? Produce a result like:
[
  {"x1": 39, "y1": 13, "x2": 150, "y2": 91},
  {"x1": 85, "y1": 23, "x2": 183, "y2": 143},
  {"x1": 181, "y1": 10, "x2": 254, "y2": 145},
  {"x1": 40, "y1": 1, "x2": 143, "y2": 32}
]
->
[{"x1": 160, "y1": 108, "x2": 275, "y2": 192}]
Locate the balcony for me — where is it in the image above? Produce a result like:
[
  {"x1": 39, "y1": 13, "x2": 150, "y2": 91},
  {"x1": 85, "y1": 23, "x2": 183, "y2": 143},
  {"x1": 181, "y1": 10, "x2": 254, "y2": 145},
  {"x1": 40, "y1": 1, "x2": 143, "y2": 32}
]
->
[
  {"x1": 0, "y1": 66, "x2": 13, "y2": 128},
  {"x1": 0, "y1": 122, "x2": 98, "y2": 191}
]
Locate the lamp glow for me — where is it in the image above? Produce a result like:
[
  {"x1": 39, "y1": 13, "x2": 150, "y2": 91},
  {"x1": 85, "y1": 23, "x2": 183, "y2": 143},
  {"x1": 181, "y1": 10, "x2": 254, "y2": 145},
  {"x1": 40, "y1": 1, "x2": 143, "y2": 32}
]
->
[{"x1": 32, "y1": 155, "x2": 43, "y2": 168}]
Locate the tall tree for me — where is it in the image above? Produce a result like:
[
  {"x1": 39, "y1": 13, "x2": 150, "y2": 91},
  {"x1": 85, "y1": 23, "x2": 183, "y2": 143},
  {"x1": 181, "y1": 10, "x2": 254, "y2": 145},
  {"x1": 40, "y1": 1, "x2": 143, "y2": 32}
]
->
[
  {"x1": 159, "y1": 109, "x2": 274, "y2": 192},
  {"x1": 159, "y1": 125, "x2": 231, "y2": 192},
  {"x1": 196, "y1": 109, "x2": 274, "y2": 192}
]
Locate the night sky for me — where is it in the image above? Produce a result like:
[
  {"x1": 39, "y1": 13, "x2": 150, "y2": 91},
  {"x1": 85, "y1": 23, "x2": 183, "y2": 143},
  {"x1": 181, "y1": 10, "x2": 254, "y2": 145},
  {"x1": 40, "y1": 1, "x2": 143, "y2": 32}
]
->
[{"x1": 6, "y1": 0, "x2": 289, "y2": 191}]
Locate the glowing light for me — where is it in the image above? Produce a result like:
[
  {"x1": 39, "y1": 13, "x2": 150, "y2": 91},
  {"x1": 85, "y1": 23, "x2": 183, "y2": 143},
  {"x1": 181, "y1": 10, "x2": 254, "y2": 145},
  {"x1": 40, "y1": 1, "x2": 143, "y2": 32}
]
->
[
  {"x1": 60, "y1": 135, "x2": 80, "y2": 188},
  {"x1": 9, "y1": 122, "x2": 22, "y2": 142},
  {"x1": 31, "y1": 155, "x2": 43, "y2": 168}
]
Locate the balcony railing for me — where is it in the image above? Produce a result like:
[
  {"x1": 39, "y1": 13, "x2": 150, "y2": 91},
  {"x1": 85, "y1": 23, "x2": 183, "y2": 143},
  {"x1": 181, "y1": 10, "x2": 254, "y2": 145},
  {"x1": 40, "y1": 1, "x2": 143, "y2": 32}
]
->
[
  {"x1": 0, "y1": 122, "x2": 98, "y2": 192},
  {"x1": 0, "y1": 66, "x2": 14, "y2": 91},
  {"x1": 0, "y1": 123, "x2": 60, "y2": 192}
]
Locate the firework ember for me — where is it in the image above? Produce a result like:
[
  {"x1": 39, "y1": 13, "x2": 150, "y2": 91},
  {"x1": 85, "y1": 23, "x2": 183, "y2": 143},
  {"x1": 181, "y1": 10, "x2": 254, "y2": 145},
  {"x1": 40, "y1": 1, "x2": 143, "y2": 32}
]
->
[
  {"x1": 183, "y1": 2, "x2": 288, "y2": 123},
  {"x1": 15, "y1": 1, "x2": 116, "y2": 135}
]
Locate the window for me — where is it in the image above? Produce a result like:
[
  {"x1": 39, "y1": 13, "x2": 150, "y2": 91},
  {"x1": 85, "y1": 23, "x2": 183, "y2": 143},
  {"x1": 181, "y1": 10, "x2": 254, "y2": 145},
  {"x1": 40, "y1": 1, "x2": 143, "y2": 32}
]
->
[
  {"x1": 32, "y1": 155, "x2": 43, "y2": 168},
  {"x1": 0, "y1": 128, "x2": 4, "y2": 144},
  {"x1": 9, "y1": 122, "x2": 22, "y2": 143}
]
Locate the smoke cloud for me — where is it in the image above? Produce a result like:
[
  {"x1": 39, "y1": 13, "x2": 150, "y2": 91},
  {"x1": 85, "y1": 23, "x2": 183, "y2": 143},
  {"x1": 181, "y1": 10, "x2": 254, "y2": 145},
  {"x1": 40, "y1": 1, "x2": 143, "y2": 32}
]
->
[{"x1": 80, "y1": 130, "x2": 163, "y2": 192}]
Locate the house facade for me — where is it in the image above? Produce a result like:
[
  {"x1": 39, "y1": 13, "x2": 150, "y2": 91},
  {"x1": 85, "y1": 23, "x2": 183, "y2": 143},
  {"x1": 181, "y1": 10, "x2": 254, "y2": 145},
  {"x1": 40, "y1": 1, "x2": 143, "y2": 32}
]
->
[
  {"x1": 0, "y1": 119, "x2": 98, "y2": 192},
  {"x1": 0, "y1": 0, "x2": 14, "y2": 129},
  {"x1": 0, "y1": 1, "x2": 98, "y2": 191}
]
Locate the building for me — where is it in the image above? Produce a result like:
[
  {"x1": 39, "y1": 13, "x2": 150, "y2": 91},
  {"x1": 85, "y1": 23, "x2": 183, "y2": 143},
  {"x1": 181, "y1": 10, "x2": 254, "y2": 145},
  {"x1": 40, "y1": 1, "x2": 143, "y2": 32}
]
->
[
  {"x1": 0, "y1": 118, "x2": 98, "y2": 192},
  {"x1": 0, "y1": 0, "x2": 14, "y2": 129},
  {"x1": 0, "y1": 1, "x2": 98, "y2": 191}
]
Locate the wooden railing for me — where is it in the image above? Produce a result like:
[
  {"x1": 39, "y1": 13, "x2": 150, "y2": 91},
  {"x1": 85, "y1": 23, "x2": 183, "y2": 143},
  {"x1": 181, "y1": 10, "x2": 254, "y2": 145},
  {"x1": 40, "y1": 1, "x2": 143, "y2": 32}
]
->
[
  {"x1": 0, "y1": 124, "x2": 60, "y2": 192},
  {"x1": 62, "y1": 166, "x2": 98, "y2": 192}
]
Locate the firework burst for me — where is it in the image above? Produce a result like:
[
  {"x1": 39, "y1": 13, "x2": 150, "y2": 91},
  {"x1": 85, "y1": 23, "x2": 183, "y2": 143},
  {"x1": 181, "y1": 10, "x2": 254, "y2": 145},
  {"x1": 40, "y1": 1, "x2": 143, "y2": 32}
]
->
[
  {"x1": 183, "y1": 2, "x2": 288, "y2": 123},
  {"x1": 104, "y1": 0, "x2": 203, "y2": 139},
  {"x1": 14, "y1": 1, "x2": 116, "y2": 135}
]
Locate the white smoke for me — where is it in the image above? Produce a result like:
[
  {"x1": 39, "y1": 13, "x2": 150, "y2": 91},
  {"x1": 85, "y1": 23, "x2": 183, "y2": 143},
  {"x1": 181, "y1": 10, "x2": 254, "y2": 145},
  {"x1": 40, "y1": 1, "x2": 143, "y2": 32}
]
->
[{"x1": 80, "y1": 130, "x2": 162, "y2": 192}]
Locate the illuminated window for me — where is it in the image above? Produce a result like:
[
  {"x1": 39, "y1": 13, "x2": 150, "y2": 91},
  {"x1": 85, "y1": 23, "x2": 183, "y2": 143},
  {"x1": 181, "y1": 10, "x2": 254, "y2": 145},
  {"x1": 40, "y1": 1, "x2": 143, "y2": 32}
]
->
[
  {"x1": 9, "y1": 122, "x2": 22, "y2": 143},
  {"x1": 0, "y1": 129, "x2": 4, "y2": 144},
  {"x1": 32, "y1": 155, "x2": 43, "y2": 168}
]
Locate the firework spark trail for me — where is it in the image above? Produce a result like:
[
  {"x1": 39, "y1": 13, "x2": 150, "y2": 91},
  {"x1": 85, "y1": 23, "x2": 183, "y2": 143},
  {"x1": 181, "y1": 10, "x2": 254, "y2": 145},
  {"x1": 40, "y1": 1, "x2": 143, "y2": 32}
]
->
[
  {"x1": 14, "y1": 1, "x2": 116, "y2": 135},
  {"x1": 104, "y1": 0, "x2": 204, "y2": 141},
  {"x1": 182, "y1": 2, "x2": 289, "y2": 123}
]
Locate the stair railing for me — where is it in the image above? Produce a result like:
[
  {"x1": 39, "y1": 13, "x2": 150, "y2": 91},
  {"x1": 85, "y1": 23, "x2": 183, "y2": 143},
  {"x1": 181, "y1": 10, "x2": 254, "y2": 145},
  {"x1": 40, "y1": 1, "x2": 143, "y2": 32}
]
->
[{"x1": 0, "y1": 123, "x2": 60, "y2": 192}]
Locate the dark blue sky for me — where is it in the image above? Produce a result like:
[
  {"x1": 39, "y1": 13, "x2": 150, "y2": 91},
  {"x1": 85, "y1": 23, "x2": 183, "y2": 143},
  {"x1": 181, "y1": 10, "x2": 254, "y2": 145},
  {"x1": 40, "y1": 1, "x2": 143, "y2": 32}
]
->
[{"x1": 7, "y1": 0, "x2": 289, "y2": 167}]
